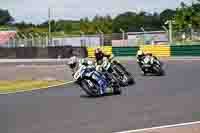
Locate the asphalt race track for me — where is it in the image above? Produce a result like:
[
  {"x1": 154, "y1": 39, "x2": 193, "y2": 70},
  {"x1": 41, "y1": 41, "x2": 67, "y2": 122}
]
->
[{"x1": 1, "y1": 60, "x2": 200, "y2": 133}]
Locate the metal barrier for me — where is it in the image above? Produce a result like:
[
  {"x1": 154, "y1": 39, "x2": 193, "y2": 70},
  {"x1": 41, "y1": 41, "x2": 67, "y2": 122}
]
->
[
  {"x1": 3, "y1": 31, "x2": 200, "y2": 49},
  {"x1": 0, "y1": 31, "x2": 170, "y2": 48},
  {"x1": 0, "y1": 46, "x2": 87, "y2": 59},
  {"x1": 173, "y1": 30, "x2": 200, "y2": 43}
]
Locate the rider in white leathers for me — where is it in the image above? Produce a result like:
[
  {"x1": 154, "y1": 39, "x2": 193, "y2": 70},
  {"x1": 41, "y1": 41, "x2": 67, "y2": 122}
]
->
[{"x1": 68, "y1": 56, "x2": 94, "y2": 74}]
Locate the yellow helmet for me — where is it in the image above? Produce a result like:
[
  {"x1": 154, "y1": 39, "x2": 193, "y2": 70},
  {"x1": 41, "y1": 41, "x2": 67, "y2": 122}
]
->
[{"x1": 137, "y1": 50, "x2": 144, "y2": 56}]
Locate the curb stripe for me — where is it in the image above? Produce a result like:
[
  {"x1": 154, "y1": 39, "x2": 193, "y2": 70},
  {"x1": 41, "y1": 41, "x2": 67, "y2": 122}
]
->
[{"x1": 0, "y1": 81, "x2": 74, "y2": 95}]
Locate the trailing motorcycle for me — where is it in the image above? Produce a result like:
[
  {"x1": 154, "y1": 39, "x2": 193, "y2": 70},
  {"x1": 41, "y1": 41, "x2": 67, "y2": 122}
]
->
[
  {"x1": 97, "y1": 57, "x2": 134, "y2": 86},
  {"x1": 139, "y1": 55, "x2": 164, "y2": 76}
]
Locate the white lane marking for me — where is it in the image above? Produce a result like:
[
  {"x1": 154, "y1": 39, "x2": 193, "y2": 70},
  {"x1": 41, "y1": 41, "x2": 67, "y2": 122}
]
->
[
  {"x1": 164, "y1": 59, "x2": 200, "y2": 61},
  {"x1": 114, "y1": 121, "x2": 200, "y2": 133},
  {"x1": 15, "y1": 65, "x2": 67, "y2": 68},
  {"x1": 0, "y1": 59, "x2": 69, "y2": 63},
  {"x1": 0, "y1": 80, "x2": 74, "y2": 95}
]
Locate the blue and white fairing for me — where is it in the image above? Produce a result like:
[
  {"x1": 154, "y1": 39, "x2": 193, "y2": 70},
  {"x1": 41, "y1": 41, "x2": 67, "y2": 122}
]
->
[{"x1": 74, "y1": 64, "x2": 109, "y2": 94}]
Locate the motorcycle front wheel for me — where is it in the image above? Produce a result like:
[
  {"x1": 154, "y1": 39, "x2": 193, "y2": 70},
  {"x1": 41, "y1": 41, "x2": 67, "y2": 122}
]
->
[
  {"x1": 106, "y1": 72, "x2": 121, "y2": 95},
  {"x1": 153, "y1": 65, "x2": 165, "y2": 76},
  {"x1": 80, "y1": 79, "x2": 102, "y2": 97},
  {"x1": 112, "y1": 64, "x2": 134, "y2": 86}
]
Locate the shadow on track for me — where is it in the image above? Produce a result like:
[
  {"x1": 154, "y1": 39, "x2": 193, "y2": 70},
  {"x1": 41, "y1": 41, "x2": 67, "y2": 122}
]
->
[{"x1": 80, "y1": 92, "x2": 123, "y2": 99}]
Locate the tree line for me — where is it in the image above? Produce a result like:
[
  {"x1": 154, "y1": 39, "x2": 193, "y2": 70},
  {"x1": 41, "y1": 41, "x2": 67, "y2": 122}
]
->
[{"x1": 0, "y1": 0, "x2": 200, "y2": 35}]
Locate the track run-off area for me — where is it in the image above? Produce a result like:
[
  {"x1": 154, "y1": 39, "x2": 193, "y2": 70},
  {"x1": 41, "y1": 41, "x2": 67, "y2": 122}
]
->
[{"x1": 1, "y1": 59, "x2": 200, "y2": 133}]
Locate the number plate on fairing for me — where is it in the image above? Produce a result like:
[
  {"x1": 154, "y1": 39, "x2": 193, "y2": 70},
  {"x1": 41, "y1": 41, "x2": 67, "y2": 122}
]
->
[
  {"x1": 103, "y1": 61, "x2": 111, "y2": 70},
  {"x1": 74, "y1": 71, "x2": 81, "y2": 80},
  {"x1": 87, "y1": 80, "x2": 93, "y2": 87}
]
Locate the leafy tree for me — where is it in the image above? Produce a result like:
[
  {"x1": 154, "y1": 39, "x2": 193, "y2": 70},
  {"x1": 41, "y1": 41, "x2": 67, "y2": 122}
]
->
[
  {"x1": 64, "y1": 22, "x2": 73, "y2": 33},
  {"x1": 112, "y1": 12, "x2": 138, "y2": 32},
  {"x1": 91, "y1": 15, "x2": 112, "y2": 33},
  {"x1": 160, "y1": 9, "x2": 176, "y2": 23},
  {"x1": 112, "y1": 11, "x2": 162, "y2": 32},
  {"x1": 0, "y1": 9, "x2": 14, "y2": 25},
  {"x1": 80, "y1": 17, "x2": 91, "y2": 33},
  {"x1": 174, "y1": 1, "x2": 200, "y2": 29}
]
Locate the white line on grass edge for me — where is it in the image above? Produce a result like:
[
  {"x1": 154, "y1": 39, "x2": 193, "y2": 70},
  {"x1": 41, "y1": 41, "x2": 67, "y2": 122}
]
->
[
  {"x1": 114, "y1": 121, "x2": 200, "y2": 133},
  {"x1": 0, "y1": 80, "x2": 74, "y2": 95}
]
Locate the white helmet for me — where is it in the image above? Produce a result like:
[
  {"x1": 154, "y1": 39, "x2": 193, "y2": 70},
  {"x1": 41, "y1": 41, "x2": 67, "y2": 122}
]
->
[{"x1": 68, "y1": 56, "x2": 79, "y2": 69}]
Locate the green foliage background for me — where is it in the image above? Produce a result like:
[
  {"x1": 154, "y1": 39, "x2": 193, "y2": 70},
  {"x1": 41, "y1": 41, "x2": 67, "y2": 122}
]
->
[{"x1": 0, "y1": 0, "x2": 200, "y2": 36}]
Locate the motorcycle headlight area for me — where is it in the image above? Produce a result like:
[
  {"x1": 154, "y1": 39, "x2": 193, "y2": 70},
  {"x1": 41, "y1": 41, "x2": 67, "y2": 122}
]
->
[{"x1": 144, "y1": 57, "x2": 150, "y2": 64}]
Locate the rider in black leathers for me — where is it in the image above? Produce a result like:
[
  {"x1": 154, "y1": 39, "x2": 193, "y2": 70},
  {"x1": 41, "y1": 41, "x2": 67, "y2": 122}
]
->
[{"x1": 94, "y1": 48, "x2": 114, "y2": 65}]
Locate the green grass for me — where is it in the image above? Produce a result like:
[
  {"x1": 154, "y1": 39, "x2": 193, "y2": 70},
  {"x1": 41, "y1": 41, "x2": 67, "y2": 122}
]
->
[
  {"x1": 0, "y1": 80, "x2": 66, "y2": 94},
  {"x1": 192, "y1": 112, "x2": 200, "y2": 119}
]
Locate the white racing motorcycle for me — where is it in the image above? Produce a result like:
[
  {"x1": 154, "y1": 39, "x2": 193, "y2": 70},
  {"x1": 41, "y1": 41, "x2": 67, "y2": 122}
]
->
[{"x1": 140, "y1": 55, "x2": 165, "y2": 76}]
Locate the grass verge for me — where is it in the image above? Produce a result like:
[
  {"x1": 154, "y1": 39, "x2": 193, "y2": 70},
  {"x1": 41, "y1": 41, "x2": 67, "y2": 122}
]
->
[{"x1": 0, "y1": 80, "x2": 66, "y2": 94}]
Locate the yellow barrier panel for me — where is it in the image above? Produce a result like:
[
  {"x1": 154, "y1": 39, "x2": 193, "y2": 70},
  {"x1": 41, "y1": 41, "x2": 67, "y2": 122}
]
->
[
  {"x1": 87, "y1": 46, "x2": 112, "y2": 58},
  {"x1": 139, "y1": 45, "x2": 171, "y2": 57}
]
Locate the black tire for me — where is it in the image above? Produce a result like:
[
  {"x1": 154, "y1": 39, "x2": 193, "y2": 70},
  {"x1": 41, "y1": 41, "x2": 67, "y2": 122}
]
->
[
  {"x1": 158, "y1": 68, "x2": 165, "y2": 76},
  {"x1": 112, "y1": 66, "x2": 127, "y2": 86},
  {"x1": 141, "y1": 68, "x2": 147, "y2": 76},
  {"x1": 80, "y1": 79, "x2": 102, "y2": 97},
  {"x1": 153, "y1": 65, "x2": 164, "y2": 76},
  {"x1": 117, "y1": 63, "x2": 135, "y2": 84},
  {"x1": 103, "y1": 72, "x2": 121, "y2": 95},
  {"x1": 152, "y1": 58, "x2": 164, "y2": 75},
  {"x1": 127, "y1": 74, "x2": 135, "y2": 84},
  {"x1": 113, "y1": 87, "x2": 121, "y2": 95},
  {"x1": 111, "y1": 75, "x2": 121, "y2": 92},
  {"x1": 107, "y1": 72, "x2": 120, "y2": 88},
  {"x1": 113, "y1": 64, "x2": 134, "y2": 86}
]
